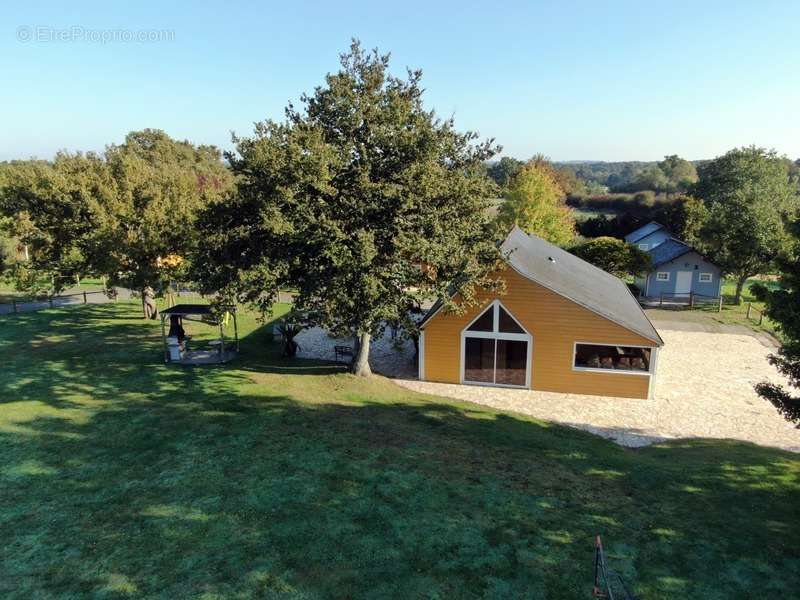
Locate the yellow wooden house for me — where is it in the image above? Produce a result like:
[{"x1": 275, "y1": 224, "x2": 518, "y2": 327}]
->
[{"x1": 418, "y1": 227, "x2": 664, "y2": 399}]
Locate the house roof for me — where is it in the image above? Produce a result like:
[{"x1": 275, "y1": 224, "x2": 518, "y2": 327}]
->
[
  {"x1": 646, "y1": 238, "x2": 695, "y2": 268},
  {"x1": 420, "y1": 227, "x2": 663, "y2": 346},
  {"x1": 624, "y1": 221, "x2": 666, "y2": 243}
]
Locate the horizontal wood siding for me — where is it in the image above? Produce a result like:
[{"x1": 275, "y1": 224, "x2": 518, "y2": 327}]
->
[{"x1": 423, "y1": 267, "x2": 655, "y2": 399}]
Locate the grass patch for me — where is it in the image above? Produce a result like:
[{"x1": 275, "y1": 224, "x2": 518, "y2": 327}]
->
[
  {"x1": 1, "y1": 303, "x2": 799, "y2": 598},
  {"x1": 699, "y1": 277, "x2": 783, "y2": 338}
]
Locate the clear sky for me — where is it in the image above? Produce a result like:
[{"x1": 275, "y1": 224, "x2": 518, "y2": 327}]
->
[{"x1": 2, "y1": 0, "x2": 799, "y2": 162}]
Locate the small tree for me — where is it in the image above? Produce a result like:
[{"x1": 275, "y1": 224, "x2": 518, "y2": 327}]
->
[
  {"x1": 495, "y1": 163, "x2": 576, "y2": 246},
  {"x1": 693, "y1": 146, "x2": 798, "y2": 303},
  {"x1": 193, "y1": 41, "x2": 504, "y2": 376},
  {"x1": 569, "y1": 237, "x2": 651, "y2": 279}
]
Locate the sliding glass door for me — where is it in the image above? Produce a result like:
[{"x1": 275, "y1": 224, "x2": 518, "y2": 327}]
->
[{"x1": 462, "y1": 302, "x2": 531, "y2": 388}]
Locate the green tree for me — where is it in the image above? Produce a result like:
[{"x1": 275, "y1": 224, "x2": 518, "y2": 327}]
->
[
  {"x1": 632, "y1": 164, "x2": 669, "y2": 192},
  {"x1": 651, "y1": 195, "x2": 709, "y2": 243},
  {"x1": 495, "y1": 163, "x2": 576, "y2": 246},
  {"x1": 752, "y1": 221, "x2": 800, "y2": 425},
  {"x1": 487, "y1": 156, "x2": 524, "y2": 188},
  {"x1": 658, "y1": 155, "x2": 698, "y2": 192},
  {"x1": 569, "y1": 236, "x2": 651, "y2": 278},
  {"x1": 693, "y1": 146, "x2": 798, "y2": 303},
  {"x1": 193, "y1": 41, "x2": 503, "y2": 376},
  {"x1": 0, "y1": 131, "x2": 233, "y2": 311},
  {"x1": 0, "y1": 156, "x2": 104, "y2": 292}
]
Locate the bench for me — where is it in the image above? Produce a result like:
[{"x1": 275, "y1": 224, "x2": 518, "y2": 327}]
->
[{"x1": 334, "y1": 345, "x2": 354, "y2": 363}]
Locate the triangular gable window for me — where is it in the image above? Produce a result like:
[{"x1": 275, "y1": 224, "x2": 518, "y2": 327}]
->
[
  {"x1": 498, "y1": 306, "x2": 525, "y2": 333},
  {"x1": 466, "y1": 306, "x2": 494, "y2": 332}
]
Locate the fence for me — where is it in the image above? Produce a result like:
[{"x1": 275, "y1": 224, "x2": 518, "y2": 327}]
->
[
  {"x1": 0, "y1": 288, "x2": 117, "y2": 315},
  {"x1": 639, "y1": 291, "x2": 723, "y2": 311},
  {"x1": 746, "y1": 302, "x2": 765, "y2": 325}
]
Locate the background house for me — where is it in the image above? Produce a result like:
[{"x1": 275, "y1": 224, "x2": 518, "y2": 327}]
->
[{"x1": 626, "y1": 222, "x2": 723, "y2": 300}]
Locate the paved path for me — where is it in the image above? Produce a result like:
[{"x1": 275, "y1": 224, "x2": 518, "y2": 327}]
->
[{"x1": 0, "y1": 287, "x2": 133, "y2": 315}]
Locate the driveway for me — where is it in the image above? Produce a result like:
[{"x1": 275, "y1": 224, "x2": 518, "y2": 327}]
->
[{"x1": 394, "y1": 310, "x2": 800, "y2": 452}]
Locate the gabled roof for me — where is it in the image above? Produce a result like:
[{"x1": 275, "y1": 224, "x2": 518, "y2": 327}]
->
[
  {"x1": 647, "y1": 238, "x2": 696, "y2": 268},
  {"x1": 420, "y1": 227, "x2": 663, "y2": 346},
  {"x1": 624, "y1": 221, "x2": 666, "y2": 243}
]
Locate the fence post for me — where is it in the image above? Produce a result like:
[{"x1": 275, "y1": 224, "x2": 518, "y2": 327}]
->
[
  {"x1": 660, "y1": 293, "x2": 664, "y2": 307},
  {"x1": 12, "y1": 299, "x2": 17, "y2": 314},
  {"x1": 83, "y1": 291, "x2": 87, "y2": 304},
  {"x1": 759, "y1": 311, "x2": 764, "y2": 326},
  {"x1": 48, "y1": 296, "x2": 54, "y2": 309},
  {"x1": 718, "y1": 295, "x2": 723, "y2": 313},
  {"x1": 747, "y1": 303, "x2": 752, "y2": 319},
  {"x1": 689, "y1": 292, "x2": 694, "y2": 308}
]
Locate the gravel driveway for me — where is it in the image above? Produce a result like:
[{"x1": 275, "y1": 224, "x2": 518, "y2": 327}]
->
[{"x1": 395, "y1": 312, "x2": 800, "y2": 452}]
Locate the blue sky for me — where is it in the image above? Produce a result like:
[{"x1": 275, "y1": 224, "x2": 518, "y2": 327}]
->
[{"x1": 2, "y1": 1, "x2": 799, "y2": 162}]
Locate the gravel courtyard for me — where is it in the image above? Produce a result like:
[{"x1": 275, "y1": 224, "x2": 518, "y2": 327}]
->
[
  {"x1": 397, "y1": 312, "x2": 800, "y2": 452},
  {"x1": 295, "y1": 312, "x2": 800, "y2": 451}
]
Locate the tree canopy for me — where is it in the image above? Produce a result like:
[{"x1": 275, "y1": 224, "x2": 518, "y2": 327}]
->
[
  {"x1": 494, "y1": 162, "x2": 575, "y2": 246},
  {"x1": 193, "y1": 41, "x2": 504, "y2": 375},
  {"x1": 693, "y1": 146, "x2": 798, "y2": 302},
  {"x1": 753, "y1": 221, "x2": 800, "y2": 425},
  {"x1": 0, "y1": 130, "x2": 233, "y2": 302},
  {"x1": 486, "y1": 157, "x2": 524, "y2": 188},
  {"x1": 569, "y1": 237, "x2": 651, "y2": 279}
]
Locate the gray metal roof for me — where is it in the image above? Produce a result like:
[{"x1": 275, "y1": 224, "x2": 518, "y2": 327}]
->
[
  {"x1": 647, "y1": 238, "x2": 694, "y2": 267},
  {"x1": 625, "y1": 221, "x2": 665, "y2": 243},
  {"x1": 421, "y1": 227, "x2": 663, "y2": 345}
]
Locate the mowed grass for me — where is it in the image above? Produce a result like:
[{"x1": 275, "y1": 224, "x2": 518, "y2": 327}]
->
[
  {"x1": 700, "y1": 277, "x2": 783, "y2": 338},
  {"x1": 1, "y1": 304, "x2": 799, "y2": 599}
]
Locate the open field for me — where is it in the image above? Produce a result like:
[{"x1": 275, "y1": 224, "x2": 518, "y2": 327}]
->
[{"x1": 1, "y1": 303, "x2": 799, "y2": 598}]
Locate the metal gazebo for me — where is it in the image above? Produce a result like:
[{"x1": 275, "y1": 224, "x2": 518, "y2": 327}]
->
[{"x1": 159, "y1": 304, "x2": 238, "y2": 364}]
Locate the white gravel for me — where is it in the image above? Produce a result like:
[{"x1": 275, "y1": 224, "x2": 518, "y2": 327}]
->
[
  {"x1": 294, "y1": 318, "x2": 800, "y2": 452},
  {"x1": 294, "y1": 326, "x2": 417, "y2": 378}
]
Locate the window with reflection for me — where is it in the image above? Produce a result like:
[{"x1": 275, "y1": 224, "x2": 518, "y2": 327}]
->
[
  {"x1": 573, "y1": 344, "x2": 651, "y2": 373},
  {"x1": 463, "y1": 303, "x2": 529, "y2": 387}
]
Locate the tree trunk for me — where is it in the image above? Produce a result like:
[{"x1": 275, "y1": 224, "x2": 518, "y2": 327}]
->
[
  {"x1": 734, "y1": 276, "x2": 748, "y2": 305},
  {"x1": 351, "y1": 332, "x2": 372, "y2": 377},
  {"x1": 142, "y1": 289, "x2": 148, "y2": 318}
]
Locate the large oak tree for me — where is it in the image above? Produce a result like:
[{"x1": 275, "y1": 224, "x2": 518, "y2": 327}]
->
[{"x1": 193, "y1": 41, "x2": 503, "y2": 375}]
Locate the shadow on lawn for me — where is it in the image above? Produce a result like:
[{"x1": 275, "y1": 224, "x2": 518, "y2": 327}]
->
[{"x1": 1, "y1": 304, "x2": 799, "y2": 598}]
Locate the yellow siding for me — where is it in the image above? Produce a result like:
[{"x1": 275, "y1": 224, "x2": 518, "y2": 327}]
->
[{"x1": 423, "y1": 267, "x2": 655, "y2": 399}]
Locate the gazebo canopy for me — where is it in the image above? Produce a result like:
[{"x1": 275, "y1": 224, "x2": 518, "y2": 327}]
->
[{"x1": 161, "y1": 304, "x2": 236, "y2": 317}]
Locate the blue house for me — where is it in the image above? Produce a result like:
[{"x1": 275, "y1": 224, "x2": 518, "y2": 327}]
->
[{"x1": 626, "y1": 222, "x2": 722, "y2": 300}]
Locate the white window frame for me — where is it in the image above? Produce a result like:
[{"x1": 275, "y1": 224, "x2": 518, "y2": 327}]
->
[
  {"x1": 572, "y1": 341, "x2": 655, "y2": 377},
  {"x1": 460, "y1": 300, "x2": 533, "y2": 389},
  {"x1": 638, "y1": 243, "x2": 649, "y2": 250},
  {"x1": 699, "y1": 272, "x2": 713, "y2": 283},
  {"x1": 656, "y1": 272, "x2": 670, "y2": 282}
]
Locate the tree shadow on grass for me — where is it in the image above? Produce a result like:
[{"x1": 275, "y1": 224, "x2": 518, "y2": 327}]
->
[{"x1": 1, "y1": 305, "x2": 799, "y2": 598}]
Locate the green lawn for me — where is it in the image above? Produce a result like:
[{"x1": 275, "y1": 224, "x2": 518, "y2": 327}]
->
[
  {"x1": 701, "y1": 277, "x2": 783, "y2": 337},
  {"x1": 1, "y1": 304, "x2": 799, "y2": 598}
]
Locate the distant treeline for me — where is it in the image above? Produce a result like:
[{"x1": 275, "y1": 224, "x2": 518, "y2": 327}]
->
[
  {"x1": 488, "y1": 155, "x2": 800, "y2": 197},
  {"x1": 566, "y1": 191, "x2": 668, "y2": 212}
]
